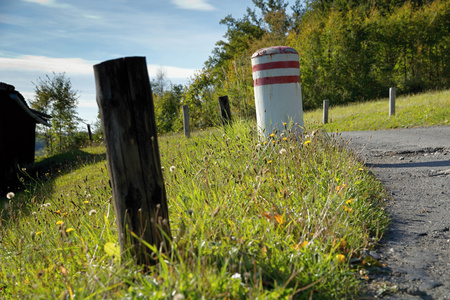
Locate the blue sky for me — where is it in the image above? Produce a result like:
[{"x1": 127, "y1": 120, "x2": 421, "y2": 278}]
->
[{"x1": 0, "y1": 0, "x2": 255, "y2": 125}]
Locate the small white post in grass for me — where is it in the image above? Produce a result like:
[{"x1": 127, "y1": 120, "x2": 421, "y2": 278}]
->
[
  {"x1": 389, "y1": 87, "x2": 396, "y2": 117},
  {"x1": 323, "y1": 99, "x2": 329, "y2": 124},
  {"x1": 182, "y1": 105, "x2": 190, "y2": 138},
  {"x1": 251, "y1": 46, "x2": 304, "y2": 137}
]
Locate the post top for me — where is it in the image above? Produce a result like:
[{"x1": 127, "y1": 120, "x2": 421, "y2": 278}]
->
[{"x1": 251, "y1": 46, "x2": 298, "y2": 59}]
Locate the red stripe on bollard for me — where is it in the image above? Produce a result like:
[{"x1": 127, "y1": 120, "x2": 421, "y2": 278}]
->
[
  {"x1": 252, "y1": 61, "x2": 299, "y2": 72},
  {"x1": 253, "y1": 75, "x2": 300, "y2": 87}
]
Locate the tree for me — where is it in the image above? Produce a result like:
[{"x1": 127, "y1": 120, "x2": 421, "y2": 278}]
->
[
  {"x1": 31, "y1": 73, "x2": 80, "y2": 154},
  {"x1": 151, "y1": 67, "x2": 168, "y2": 97}
]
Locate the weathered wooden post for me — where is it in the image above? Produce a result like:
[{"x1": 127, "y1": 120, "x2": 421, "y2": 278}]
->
[
  {"x1": 218, "y1": 95, "x2": 232, "y2": 126},
  {"x1": 389, "y1": 87, "x2": 396, "y2": 117},
  {"x1": 182, "y1": 105, "x2": 190, "y2": 138},
  {"x1": 323, "y1": 99, "x2": 329, "y2": 124},
  {"x1": 94, "y1": 57, "x2": 172, "y2": 266},
  {"x1": 87, "y1": 124, "x2": 92, "y2": 141}
]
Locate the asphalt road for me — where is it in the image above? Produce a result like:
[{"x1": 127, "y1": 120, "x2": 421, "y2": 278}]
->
[{"x1": 340, "y1": 126, "x2": 450, "y2": 299}]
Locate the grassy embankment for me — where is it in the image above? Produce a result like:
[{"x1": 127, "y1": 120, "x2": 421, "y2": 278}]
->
[
  {"x1": 304, "y1": 89, "x2": 450, "y2": 131},
  {"x1": 1, "y1": 89, "x2": 447, "y2": 298}
]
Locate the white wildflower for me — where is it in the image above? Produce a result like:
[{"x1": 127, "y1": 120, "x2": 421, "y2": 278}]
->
[
  {"x1": 6, "y1": 192, "x2": 15, "y2": 199},
  {"x1": 169, "y1": 166, "x2": 176, "y2": 172},
  {"x1": 89, "y1": 209, "x2": 97, "y2": 216},
  {"x1": 231, "y1": 273, "x2": 241, "y2": 280},
  {"x1": 279, "y1": 148, "x2": 287, "y2": 155}
]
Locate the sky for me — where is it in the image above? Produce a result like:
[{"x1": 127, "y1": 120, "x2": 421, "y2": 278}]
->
[{"x1": 0, "y1": 0, "x2": 256, "y2": 126}]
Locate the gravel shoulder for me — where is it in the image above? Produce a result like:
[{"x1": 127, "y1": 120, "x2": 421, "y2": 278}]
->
[{"x1": 339, "y1": 126, "x2": 450, "y2": 299}]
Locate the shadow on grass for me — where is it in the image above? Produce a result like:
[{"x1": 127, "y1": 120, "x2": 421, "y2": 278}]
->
[{"x1": 0, "y1": 148, "x2": 107, "y2": 219}]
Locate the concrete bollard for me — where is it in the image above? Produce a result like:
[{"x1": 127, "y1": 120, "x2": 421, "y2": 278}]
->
[{"x1": 251, "y1": 46, "x2": 304, "y2": 137}]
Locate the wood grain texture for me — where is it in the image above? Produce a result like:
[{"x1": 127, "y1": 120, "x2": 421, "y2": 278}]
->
[{"x1": 94, "y1": 57, "x2": 171, "y2": 265}]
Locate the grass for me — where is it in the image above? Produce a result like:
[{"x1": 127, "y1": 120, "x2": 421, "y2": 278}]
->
[
  {"x1": 0, "y1": 119, "x2": 389, "y2": 299},
  {"x1": 1, "y1": 89, "x2": 447, "y2": 298},
  {"x1": 304, "y1": 89, "x2": 450, "y2": 132}
]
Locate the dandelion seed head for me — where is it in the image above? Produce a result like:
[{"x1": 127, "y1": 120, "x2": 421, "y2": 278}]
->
[
  {"x1": 89, "y1": 209, "x2": 97, "y2": 216},
  {"x1": 279, "y1": 148, "x2": 287, "y2": 155},
  {"x1": 169, "y1": 166, "x2": 176, "y2": 172},
  {"x1": 6, "y1": 192, "x2": 15, "y2": 199}
]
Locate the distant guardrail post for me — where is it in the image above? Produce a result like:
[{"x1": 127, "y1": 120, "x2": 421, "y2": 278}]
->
[
  {"x1": 218, "y1": 95, "x2": 232, "y2": 126},
  {"x1": 323, "y1": 99, "x2": 329, "y2": 124},
  {"x1": 94, "y1": 56, "x2": 172, "y2": 266},
  {"x1": 183, "y1": 105, "x2": 190, "y2": 138},
  {"x1": 389, "y1": 87, "x2": 396, "y2": 117},
  {"x1": 87, "y1": 124, "x2": 92, "y2": 141}
]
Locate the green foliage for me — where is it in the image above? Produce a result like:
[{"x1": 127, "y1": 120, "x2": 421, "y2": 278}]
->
[
  {"x1": 154, "y1": 84, "x2": 183, "y2": 133},
  {"x1": 0, "y1": 121, "x2": 389, "y2": 298},
  {"x1": 184, "y1": 0, "x2": 449, "y2": 125},
  {"x1": 290, "y1": 0, "x2": 449, "y2": 109},
  {"x1": 181, "y1": 69, "x2": 221, "y2": 129},
  {"x1": 31, "y1": 73, "x2": 81, "y2": 154}
]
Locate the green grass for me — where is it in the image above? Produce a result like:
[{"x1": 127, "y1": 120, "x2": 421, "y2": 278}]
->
[
  {"x1": 0, "y1": 120, "x2": 389, "y2": 299},
  {"x1": 2, "y1": 89, "x2": 447, "y2": 298},
  {"x1": 304, "y1": 89, "x2": 450, "y2": 132}
]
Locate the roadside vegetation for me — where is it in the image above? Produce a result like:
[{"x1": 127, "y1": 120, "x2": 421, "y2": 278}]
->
[
  {"x1": 2, "y1": 0, "x2": 447, "y2": 296},
  {"x1": 305, "y1": 89, "x2": 450, "y2": 132},
  {"x1": 1, "y1": 118, "x2": 389, "y2": 298}
]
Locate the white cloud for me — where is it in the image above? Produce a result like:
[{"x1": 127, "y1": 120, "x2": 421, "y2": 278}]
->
[
  {"x1": 0, "y1": 55, "x2": 197, "y2": 80},
  {"x1": 171, "y1": 0, "x2": 215, "y2": 11},
  {"x1": 22, "y1": 0, "x2": 73, "y2": 9},
  {"x1": 0, "y1": 55, "x2": 94, "y2": 74},
  {"x1": 23, "y1": 0, "x2": 54, "y2": 4},
  {"x1": 147, "y1": 65, "x2": 197, "y2": 81}
]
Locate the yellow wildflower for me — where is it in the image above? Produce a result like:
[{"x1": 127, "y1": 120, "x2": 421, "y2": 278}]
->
[
  {"x1": 335, "y1": 254, "x2": 346, "y2": 264},
  {"x1": 304, "y1": 140, "x2": 311, "y2": 146},
  {"x1": 56, "y1": 221, "x2": 64, "y2": 226},
  {"x1": 66, "y1": 228, "x2": 74, "y2": 233},
  {"x1": 346, "y1": 199, "x2": 355, "y2": 205}
]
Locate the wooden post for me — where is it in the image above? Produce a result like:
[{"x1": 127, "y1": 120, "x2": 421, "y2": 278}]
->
[
  {"x1": 389, "y1": 87, "x2": 396, "y2": 117},
  {"x1": 218, "y1": 95, "x2": 232, "y2": 126},
  {"x1": 182, "y1": 105, "x2": 190, "y2": 138},
  {"x1": 94, "y1": 57, "x2": 172, "y2": 266},
  {"x1": 323, "y1": 99, "x2": 329, "y2": 124},
  {"x1": 87, "y1": 124, "x2": 92, "y2": 141}
]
